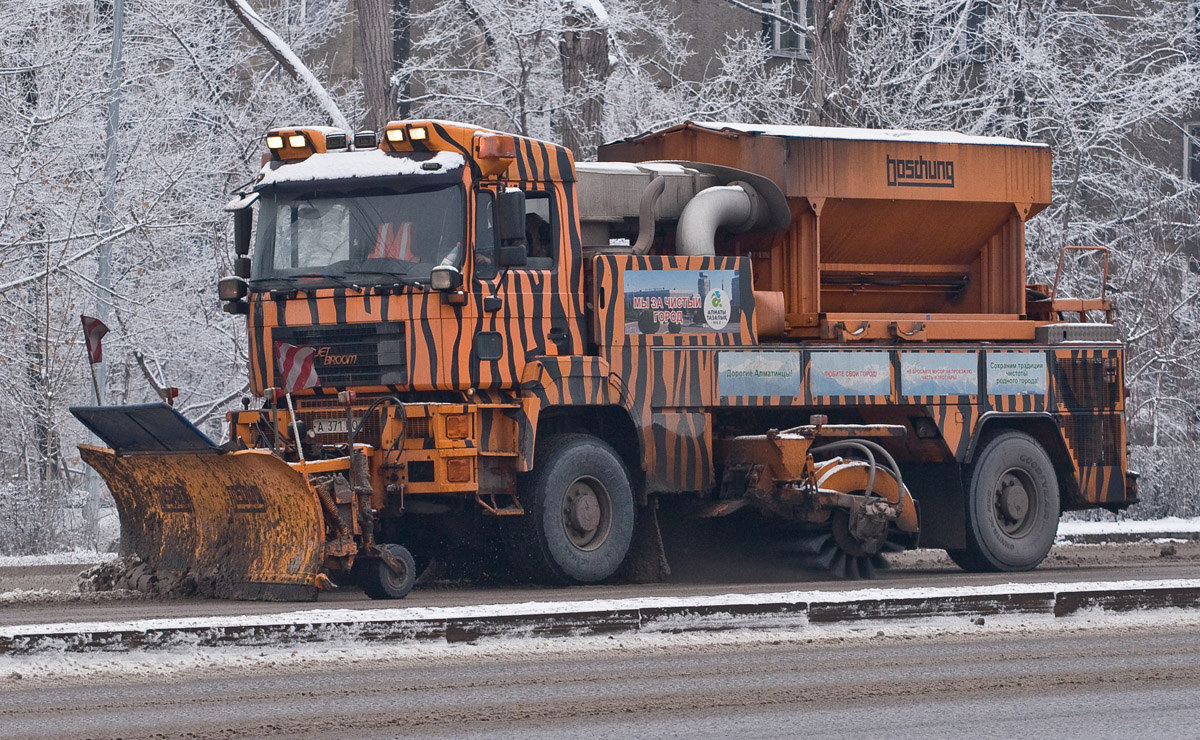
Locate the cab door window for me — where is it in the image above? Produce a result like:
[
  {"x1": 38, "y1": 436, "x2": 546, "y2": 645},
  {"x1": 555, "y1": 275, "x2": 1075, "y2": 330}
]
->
[
  {"x1": 522, "y1": 191, "x2": 557, "y2": 269},
  {"x1": 474, "y1": 190, "x2": 497, "y2": 280}
]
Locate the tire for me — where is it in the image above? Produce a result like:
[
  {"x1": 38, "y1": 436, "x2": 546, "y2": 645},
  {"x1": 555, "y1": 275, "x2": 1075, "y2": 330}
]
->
[
  {"x1": 954, "y1": 431, "x2": 1060, "y2": 572},
  {"x1": 504, "y1": 433, "x2": 636, "y2": 585},
  {"x1": 359, "y1": 544, "x2": 416, "y2": 599}
]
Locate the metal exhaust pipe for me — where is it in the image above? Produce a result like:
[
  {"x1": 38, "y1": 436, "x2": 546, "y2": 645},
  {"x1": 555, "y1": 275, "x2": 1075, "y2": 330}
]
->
[{"x1": 675, "y1": 181, "x2": 764, "y2": 256}]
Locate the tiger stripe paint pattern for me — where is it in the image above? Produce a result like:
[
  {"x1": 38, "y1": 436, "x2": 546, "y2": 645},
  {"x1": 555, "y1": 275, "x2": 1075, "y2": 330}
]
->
[
  {"x1": 237, "y1": 121, "x2": 1130, "y2": 536},
  {"x1": 214, "y1": 119, "x2": 1136, "y2": 591}
]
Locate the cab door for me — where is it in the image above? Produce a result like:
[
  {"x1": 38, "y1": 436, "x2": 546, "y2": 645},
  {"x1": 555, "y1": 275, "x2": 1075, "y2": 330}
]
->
[{"x1": 460, "y1": 183, "x2": 583, "y2": 391}]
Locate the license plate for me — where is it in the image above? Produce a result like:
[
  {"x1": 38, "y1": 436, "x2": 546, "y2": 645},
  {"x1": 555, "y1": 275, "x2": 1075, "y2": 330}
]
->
[{"x1": 311, "y1": 417, "x2": 357, "y2": 435}]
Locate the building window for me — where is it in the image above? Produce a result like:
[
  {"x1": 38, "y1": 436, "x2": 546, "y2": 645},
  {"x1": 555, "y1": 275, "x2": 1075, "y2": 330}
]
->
[
  {"x1": 1187, "y1": 123, "x2": 1200, "y2": 184},
  {"x1": 761, "y1": 0, "x2": 809, "y2": 57}
]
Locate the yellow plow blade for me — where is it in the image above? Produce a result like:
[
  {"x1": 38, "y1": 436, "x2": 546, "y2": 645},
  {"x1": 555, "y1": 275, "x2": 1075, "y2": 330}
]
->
[{"x1": 80, "y1": 444, "x2": 326, "y2": 601}]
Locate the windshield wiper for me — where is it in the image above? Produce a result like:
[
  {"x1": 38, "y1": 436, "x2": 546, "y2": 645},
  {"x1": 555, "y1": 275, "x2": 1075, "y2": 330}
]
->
[
  {"x1": 341, "y1": 266, "x2": 408, "y2": 278},
  {"x1": 253, "y1": 272, "x2": 357, "y2": 290},
  {"x1": 342, "y1": 268, "x2": 432, "y2": 292}
]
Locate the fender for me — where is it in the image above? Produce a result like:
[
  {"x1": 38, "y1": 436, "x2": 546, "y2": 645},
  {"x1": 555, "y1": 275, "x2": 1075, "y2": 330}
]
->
[
  {"x1": 964, "y1": 411, "x2": 1060, "y2": 464},
  {"x1": 513, "y1": 356, "x2": 639, "y2": 472}
]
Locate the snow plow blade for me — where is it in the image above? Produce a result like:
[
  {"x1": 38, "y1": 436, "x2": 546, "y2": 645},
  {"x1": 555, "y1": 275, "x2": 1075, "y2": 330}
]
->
[
  {"x1": 79, "y1": 445, "x2": 325, "y2": 600},
  {"x1": 72, "y1": 404, "x2": 325, "y2": 601}
]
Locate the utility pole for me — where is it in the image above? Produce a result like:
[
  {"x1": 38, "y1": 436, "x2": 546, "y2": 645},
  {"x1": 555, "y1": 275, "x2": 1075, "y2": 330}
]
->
[{"x1": 86, "y1": 0, "x2": 123, "y2": 545}]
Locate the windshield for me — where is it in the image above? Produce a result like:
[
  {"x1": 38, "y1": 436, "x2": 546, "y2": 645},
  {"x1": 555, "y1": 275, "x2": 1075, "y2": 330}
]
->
[{"x1": 252, "y1": 184, "x2": 465, "y2": 286}]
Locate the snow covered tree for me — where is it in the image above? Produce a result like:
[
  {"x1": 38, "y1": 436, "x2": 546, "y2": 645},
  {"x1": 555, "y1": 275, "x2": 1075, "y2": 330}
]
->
[{"x1": 0, "y1": 0, "x2": 353, "y2": 552}]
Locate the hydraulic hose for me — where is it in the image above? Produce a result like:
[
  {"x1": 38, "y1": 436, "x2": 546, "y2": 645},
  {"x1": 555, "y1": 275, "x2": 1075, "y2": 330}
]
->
[
  {"x1": 350, "y1": 395, "x2": 407, "y2": 452},
  {"x1": 810, "y1": 439, "x2": 907, "y2": 518}
]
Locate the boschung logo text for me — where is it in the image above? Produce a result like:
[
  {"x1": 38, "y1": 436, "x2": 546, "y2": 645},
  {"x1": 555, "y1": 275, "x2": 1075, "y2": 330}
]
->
[{"x1": 886, "y1": 155, "x2": 955, "y2": 188}]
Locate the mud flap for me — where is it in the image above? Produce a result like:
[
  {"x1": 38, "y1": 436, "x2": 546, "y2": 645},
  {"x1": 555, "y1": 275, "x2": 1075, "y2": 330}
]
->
[
  {"x1": 72, "y1": 404, "x2": 325, "y2": 601},
  {"x1": 616, "y1": 499, "x2": 671, "y2": 584}
]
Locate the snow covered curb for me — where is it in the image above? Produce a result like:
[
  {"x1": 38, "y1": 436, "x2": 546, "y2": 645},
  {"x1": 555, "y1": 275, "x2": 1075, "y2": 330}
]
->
[
  {"x1": 0, "y1": 551, "x2": 116, "y2": 568},
  {"x1": 1056, "y1": 517, "x2": 1200, "y2": 544},
  {"x1": 3, "y1": 578, "x2": 1198, "y2": 656}
]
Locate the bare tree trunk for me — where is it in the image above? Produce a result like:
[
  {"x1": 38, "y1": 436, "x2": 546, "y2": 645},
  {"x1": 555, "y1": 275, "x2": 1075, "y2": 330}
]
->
[
  {"x1": 355, "y1": 0, "x2": 393, "y2": 130},
  {"x1": 559, "y1": 8, "x2": 610, "y2": 159},
  {"x1": 392, "y1": 0, "x2": 411, "y2": 118},
  {"x1": 808, "y1": 0, "x2": 852, "y2": 125}
]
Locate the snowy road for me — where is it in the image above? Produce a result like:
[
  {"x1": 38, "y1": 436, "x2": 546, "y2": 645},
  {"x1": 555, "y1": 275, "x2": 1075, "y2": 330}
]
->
[
  {"x1": 2, "y1": 615, "x2": 1198, "y2": 739},
  {"x1": 3, "y1": 539, "x2": 1199, "y2": 627}
]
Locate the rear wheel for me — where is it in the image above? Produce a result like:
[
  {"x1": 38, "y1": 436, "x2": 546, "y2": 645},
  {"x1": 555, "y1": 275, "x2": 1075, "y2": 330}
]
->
[
  {"x1": 505, "y1": 434, "x2": 635, "y2": 585},
  {"x1": 359, "y1": 544, "x2": 416, "y2": 599},
  {"x1": 952, "y1": 431, "x2": 1059, "y2": 572}
]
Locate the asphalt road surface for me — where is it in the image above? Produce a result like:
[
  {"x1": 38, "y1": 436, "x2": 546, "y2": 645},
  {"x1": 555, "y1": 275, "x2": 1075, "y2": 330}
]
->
[
  {"x1": 2, "y1": 618, "x2": 1198, "y2": 739},
  {"x1": 2, "y1": 539, "x2": 1198, "y2": 627}
]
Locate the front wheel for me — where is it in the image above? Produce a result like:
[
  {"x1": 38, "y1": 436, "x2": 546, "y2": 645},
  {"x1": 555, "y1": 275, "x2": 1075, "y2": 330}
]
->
[
  {"x1": 358, "y1": 544, "x2": 417, "y2": 599},
  {"x1": 504, "y1": 434, "x2": 635, "y2": 585},
  {"x1": 951, "y1": 431, "x2": 1060, "y2": 572}
]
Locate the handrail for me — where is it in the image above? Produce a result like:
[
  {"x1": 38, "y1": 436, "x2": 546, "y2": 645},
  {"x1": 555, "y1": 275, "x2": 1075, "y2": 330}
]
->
[{"x1": 1050, "y1": 245, "x2": 1110, "y2": 302}]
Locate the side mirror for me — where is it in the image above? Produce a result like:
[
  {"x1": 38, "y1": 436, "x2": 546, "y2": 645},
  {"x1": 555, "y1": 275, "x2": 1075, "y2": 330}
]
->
[
  {"x1": 233, "y1": 207, "x2": 252, "y2": 257},
  {"x1": 496, "y1": 190, "x2": 526, "y2": 244},
  {"x1": 225, "y1": 191, "x2": 259, "y2": 257},
  {"x1": 234, "y1": 256, "x2": 252, "y2": 279}
]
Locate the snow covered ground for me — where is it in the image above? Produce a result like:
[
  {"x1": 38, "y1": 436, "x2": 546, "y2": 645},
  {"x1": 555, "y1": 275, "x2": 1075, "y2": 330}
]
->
[
  {"x1": 1057, "y1": 516, "x2": 1200, "y2": 537},
  {"x1": 3, "y1": 577, "x2": 1196, "y2": 639},
  {"x1": 0, "y1": 551, "x2": 116, "y2": 568},
  {"x1": 4, "y1": 601, "x2": 1200, "y2": 690}
]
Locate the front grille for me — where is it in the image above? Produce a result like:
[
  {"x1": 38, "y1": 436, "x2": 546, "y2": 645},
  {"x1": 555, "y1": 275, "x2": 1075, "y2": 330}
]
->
[
  {"x1": 406, "y1": 417, "x2": 430, "y2": 438},
  {"x1": 294, "y1": 403, "x2": 385, "y2": 446},
  {"x1": 273, "y1": 322, "x2": 406, "y2": 388}
]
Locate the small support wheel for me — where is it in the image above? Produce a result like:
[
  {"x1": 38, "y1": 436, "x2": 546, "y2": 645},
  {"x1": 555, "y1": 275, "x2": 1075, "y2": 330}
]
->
[
  {"x1": 953, "y1": 431, "x2": 1060, "y2": 572},
  {"x1": 359, "y1": 544, "x2": 416, "y2": 600}
]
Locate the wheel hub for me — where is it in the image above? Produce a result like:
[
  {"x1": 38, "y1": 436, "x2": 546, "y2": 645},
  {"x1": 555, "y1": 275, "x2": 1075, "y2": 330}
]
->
[
  {"x1": 998, "y1": 481, "x2": 1029, "y2": 521},
  {"x1": 994, "y1": 470, "x2": 1036, "y2": 536},
  {"x1": 562, "y1": 477, "x2": 611, "y2": 550},
  {"x1": 568, "y1": 489, "x2": 602, "y2": 532}
]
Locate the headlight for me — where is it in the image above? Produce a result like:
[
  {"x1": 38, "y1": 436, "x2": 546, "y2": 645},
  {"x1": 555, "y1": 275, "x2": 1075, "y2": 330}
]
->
[
  {"x1": 444, "y1": 413, "x2": 471, "y2": 439},
  {"x1": 218, "y1": 276, "x2": 248, "y2": 301},
  {"x1": 445, "y1": 457, "x2": 472, "y2": 483},
  {"x1": 430, "y1": 265, "x2": 462, "y2": 291}
]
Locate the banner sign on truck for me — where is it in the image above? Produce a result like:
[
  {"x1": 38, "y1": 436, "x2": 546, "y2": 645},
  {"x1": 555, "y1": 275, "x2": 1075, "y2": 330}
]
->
[
  {"x1": 809, "y1": 352, "x2": 891, "y2": 397},
  {"x1": 900, "y1": 352, "x2": 978, "y2": 396},
  {"x1": 986, "y1": 352, "x2": 1048, "y2": 395},
  {"x1": 623, "y1": 270, "x2": 740, "y2": 335},
  {"x1": 718, "y1": 351, "x2": 802, "y2": 397}
]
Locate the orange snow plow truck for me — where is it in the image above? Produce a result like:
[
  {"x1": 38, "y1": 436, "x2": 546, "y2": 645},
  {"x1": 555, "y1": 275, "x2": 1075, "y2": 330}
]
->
[{"x1": 73, "y1": 121, "x2": 1134, "y2": 600}]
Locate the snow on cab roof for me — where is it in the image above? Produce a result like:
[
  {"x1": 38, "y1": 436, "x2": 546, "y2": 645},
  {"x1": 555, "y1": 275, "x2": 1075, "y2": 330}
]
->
[
  {"x1": 255, "y1": 149, "x2": 466, "y2": 187},
  {"x1": 633, "y1": 121, "x2": 1047, "y2": 148}
]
